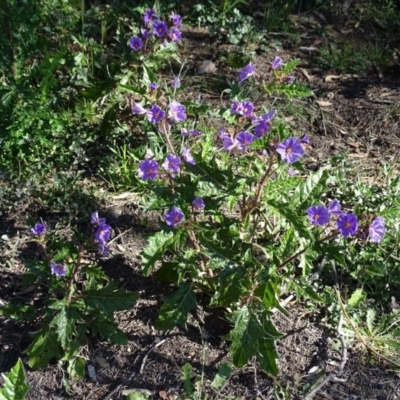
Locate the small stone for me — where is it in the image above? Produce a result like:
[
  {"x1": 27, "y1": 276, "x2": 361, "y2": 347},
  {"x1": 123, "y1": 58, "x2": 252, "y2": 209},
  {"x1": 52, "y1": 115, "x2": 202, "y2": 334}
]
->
[{"x1": 197, "y1": 60, "x2": 216, "y2": 75}]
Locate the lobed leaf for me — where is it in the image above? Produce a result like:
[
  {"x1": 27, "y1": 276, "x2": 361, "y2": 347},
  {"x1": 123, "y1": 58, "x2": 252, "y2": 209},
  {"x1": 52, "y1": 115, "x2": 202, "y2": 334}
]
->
[
  {"x1": 83, "y1": 282, "x2": 139, "y2": 319},
  {"x1": 294, "y1": 167, "x2": 329, "y2": 212},
  {"x1": 155, "y1": 284, "x2": 197, "y2": 330},
  {"x1": 0, "y1": 359, "x2": 29, "y2": 400},
  {"x1": 227, "y1": 307, "x2": 283, "y2": 376},
  {"x1": 27, "y1": 329, "x2": 60, "y2": 370},
  {"x1": 141, "y1": 230, "x2": 180, "y2": 276}
]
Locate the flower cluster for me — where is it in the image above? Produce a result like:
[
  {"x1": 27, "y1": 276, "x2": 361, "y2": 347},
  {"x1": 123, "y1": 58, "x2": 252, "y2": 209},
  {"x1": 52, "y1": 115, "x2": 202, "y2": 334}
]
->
[
  {"x1": 307, "y1": 200, "x2": 386, "y2": 242},
  {"x1": 30, "y1": 222, "x2": 67, "y2": 277},
  {"x1": 133, "y1": 100, "x2": 187, "y2": 128},
  {"x1": 91, "y1": 212, "x2": 112, "y2": 255},
  {"x1": 129, "y1": 9, "x2": 183, "y2": 52}
]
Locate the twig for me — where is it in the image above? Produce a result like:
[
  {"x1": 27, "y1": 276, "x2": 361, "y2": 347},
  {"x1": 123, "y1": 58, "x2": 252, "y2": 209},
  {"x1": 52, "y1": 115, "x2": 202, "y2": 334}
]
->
[
  {"x1": 108, "y1": 227, "x2": 132, "y2": 246},
  {"x1": 140, "y1": 338, "x2": 168, "y2": 374},
  {"x1": 102, "y1": 338, "x2": 168, "y2": 400},
  {"x1": 305, "y1": 261, "x2": 348, "y2": 399}
]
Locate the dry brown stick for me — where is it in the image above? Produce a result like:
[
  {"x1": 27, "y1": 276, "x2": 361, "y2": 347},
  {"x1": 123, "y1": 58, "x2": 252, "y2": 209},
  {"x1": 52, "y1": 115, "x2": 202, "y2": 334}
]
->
[
  {"x1": 305, "y1": 261, "x2": 348, "y2": 399},
  {"x1": 102, "y1": 338, "x2": 168, "y2": 400}
]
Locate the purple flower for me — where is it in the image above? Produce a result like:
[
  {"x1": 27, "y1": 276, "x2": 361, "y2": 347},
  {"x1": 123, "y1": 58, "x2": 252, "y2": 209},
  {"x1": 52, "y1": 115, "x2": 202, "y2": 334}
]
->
[
  {"x1": 171, "y1": 77, "x2": 181, "y2": 88},
  {"x1": 50, "y1": 262, "x2": 66, "y2": 278},
  {"x1": 148, "y1": 82, "x2": 159, "y2": 91},
  {"x1": 261, "y1": 110, "x2": 277, "y2": 123},
  {"x1": 165, "y1": 207, "x2": 184, "y2": 227},
  {"x1": 168, "y1": 27, "x2": 182, "y2": 42},
  {"x1": 168, "y1": 100, "x2": 186, "y2": 123},
  {"x1": 129, "y1": 36, "x2": 143, "y2": 51},
  {"x1": 237, "y1": 131, "x2": 254, "y2": 150},
  {"x1": 153, "y1": 20, "x2": 168, "y2": 37},
  {"x1": 141, "y1": 28, "x2": 153, "y2": 40},
  {"x1": 369, "y1": 217, "x2": 385, "y2": 243},
  {"x1": 250, "y1": 114, "x2": 261, "y2": 124},
  {"x1": 307, "y1": 206, "x2": 330, "y2": 226},
  {"x1": 223, "y1": 136, "x2": 238, "y2": 151},
  {"x1": 181, "y1": 128, "x2": 188, "y2": 136},
  {"x1": 286, "y1": 76, "x2": 295, "y2": 83},
  {"x1": 328, "y1": 199, "x2": 342, "y2": 216},
  {"x1": 231, "y1": 100, "x2": 243, "y2": 115},
  {"x1": 146, "y1": 104, "x2": 165, "y2": 123},
  {"x1": 163, "y1": 154, "x2": 181, "y2": 173},
  {"x1": 95, "y1": 223, "x2": 112, "y2": 244},
  {"x1": 91, "y1": 211, "x2": 106, "y2": 227},
  {"x1": 182, "y1": 147, "x2": 195, "y2": 165},
  {"x1": 239, "y1": 63, "x2": 255, "y2": 83},
  {"x1": 254, "y1": 120, "x2": 269, "y2": 138},
  {"x1": 144, "y1": 9, "x2": 157, "y2": 26},
  {"x1": 241, "y1": 101, "x2": 254, "y2": 117},
  {"x1": 271, "y1": 56, "x2": 282, "y2": 70},
  {"x1": 192, "y1": 197, "x2": 205, "y2": 210},
  {"x1": 132, "y1": 103, "x2": 147, "y2": 115},
  {"x1": 276, "y1": 137, "x2": 305, "y2": 164},
  {"x1": 288, "y1": 168, "x2": 299, "y2": 176},
  {"x1": 300, "y1": 133, "x2": 310, "y2": 145},
  {"x1": 31, "y1": 223, "x2": 46, "y2": 236},
  {"x1": 138, "y1": 159, "x2": 160, "y2": 180},
  {"x1": 218, "y1": 127, "x2": 230, "y2": 139},
  {"x1": 189, "y1": 129, "x2": 202, "y2": 136},
  {"x1": 337, "y1": 213, "x2": 358, "y2": 237},
  {"x1": 98, "y1": 242, "x2": 110, "y2": 256},
  {"x1": 170, "y1": 11, "x2": 183, "y2": 27}
]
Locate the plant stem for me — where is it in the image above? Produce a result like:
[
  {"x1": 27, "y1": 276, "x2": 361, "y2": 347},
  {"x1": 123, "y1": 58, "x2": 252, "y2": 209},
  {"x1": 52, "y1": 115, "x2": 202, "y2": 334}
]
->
[
  {"x1": 66, "y1": 252, "x2": 83, "y2": 303},
  {"x1": 278, "y1": 231, "x2": 339, "y2": 270},
  {"x1": 161, "y1": 119, "x2": 176, "y2": 155},
  {"x1": 243, "y1": 154, "x2": 275, "y2": 218}
]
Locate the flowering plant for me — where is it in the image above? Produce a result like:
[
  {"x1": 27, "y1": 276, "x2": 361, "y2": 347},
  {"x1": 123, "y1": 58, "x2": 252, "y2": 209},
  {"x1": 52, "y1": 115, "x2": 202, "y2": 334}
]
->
[
  {"x1": 0, "y1": 214, "x2": 138, "y2": 377},
  {"x1": 127, "y1": 55, "x2": 389, "y2": 375},
  {"x1": 128, "y1": 8, "x2": 183, "y2": 68}
]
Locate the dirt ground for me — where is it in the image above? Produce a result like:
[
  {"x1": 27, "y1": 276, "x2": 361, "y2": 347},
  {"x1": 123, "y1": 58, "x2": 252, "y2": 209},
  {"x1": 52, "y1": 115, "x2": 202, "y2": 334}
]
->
[{"x1": 1, "y1": 9, "x2": 400, "y2": 400}]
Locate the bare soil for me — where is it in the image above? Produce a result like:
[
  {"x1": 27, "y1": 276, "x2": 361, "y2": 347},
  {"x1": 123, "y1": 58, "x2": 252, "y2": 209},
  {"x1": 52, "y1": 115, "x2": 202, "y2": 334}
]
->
[{"x1": 1, "y1": 9, "x2": 400, "y2": 400}]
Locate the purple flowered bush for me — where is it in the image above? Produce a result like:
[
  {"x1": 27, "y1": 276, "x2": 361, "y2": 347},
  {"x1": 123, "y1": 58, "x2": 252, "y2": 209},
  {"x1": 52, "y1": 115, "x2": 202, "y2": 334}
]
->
[{"x1": 129, "y1": 8, "x2": 183, "y2": 56}]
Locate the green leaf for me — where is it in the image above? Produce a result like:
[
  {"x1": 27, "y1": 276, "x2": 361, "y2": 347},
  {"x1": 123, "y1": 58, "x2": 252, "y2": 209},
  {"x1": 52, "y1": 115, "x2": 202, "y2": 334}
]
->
[
  {"x1": 27, "y1": 329, "x2": 60, "y2": 369},
  {"x1": 294, "y1": 168, "x2": 329, "y2": 212},
  {"x1": 199, "y1": 234, "x2": 253, "y2": 267},
  {"x1": 49, "y1": 302, "x2": 81, "y2": 350},
  {"x1": 126, "y1": 392, "x2": 150, "y2": 400},
  {"x1": 90, "y1": 319, "x2": 128, "y2": 345},
  {"x1": 211, "y1": 362, "x2": 232, "y2": 389},
  {"x1": 347, "y1": 288, "x2": 366, "y2": 307},
  {"x1": 0, "y1": 359, "x2": 29, "y2": 400},
  {"x1": 154, "y1": 261, "x2": 184, "y2": 283},
  {"x1": 211, "y1": 266, "x2": 250, "y2": 307},
  {"x1": 142, "y1": 63, "x2": 157, "y2": 86},
  {"x1": 83, "y1": 282, "x2": 139, "y2": 320},
  {"x1": 0, "y1": 304, "x2": 35, "y2": 322},
  {"x1": 255, "y1": 279, "x2": 287, "y2": 314},
  {"x1": 185, "y1": 155, "x2": 232, "y2": 189},
  {"x1": 81, "y1": 264, "x2": 109, "y2": 281},
  {"x1": 227, "y1": 307, "x2": 283, "y2": 376},
  {"x1": 141, "y1": 231, "x2": 179, "y2": 276},
  {"x1": 155, "y1": 284, "x2": 197, "y2": 330},
  {"x1": 67, "y1": 357, "x2": 85, "y2": 379},
  {"x1": 267, "y1": 199, "x2": 310, "y2": 239},
  {"x1": 181, "y1": 363, "x2": 193, "y2": 395}
]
